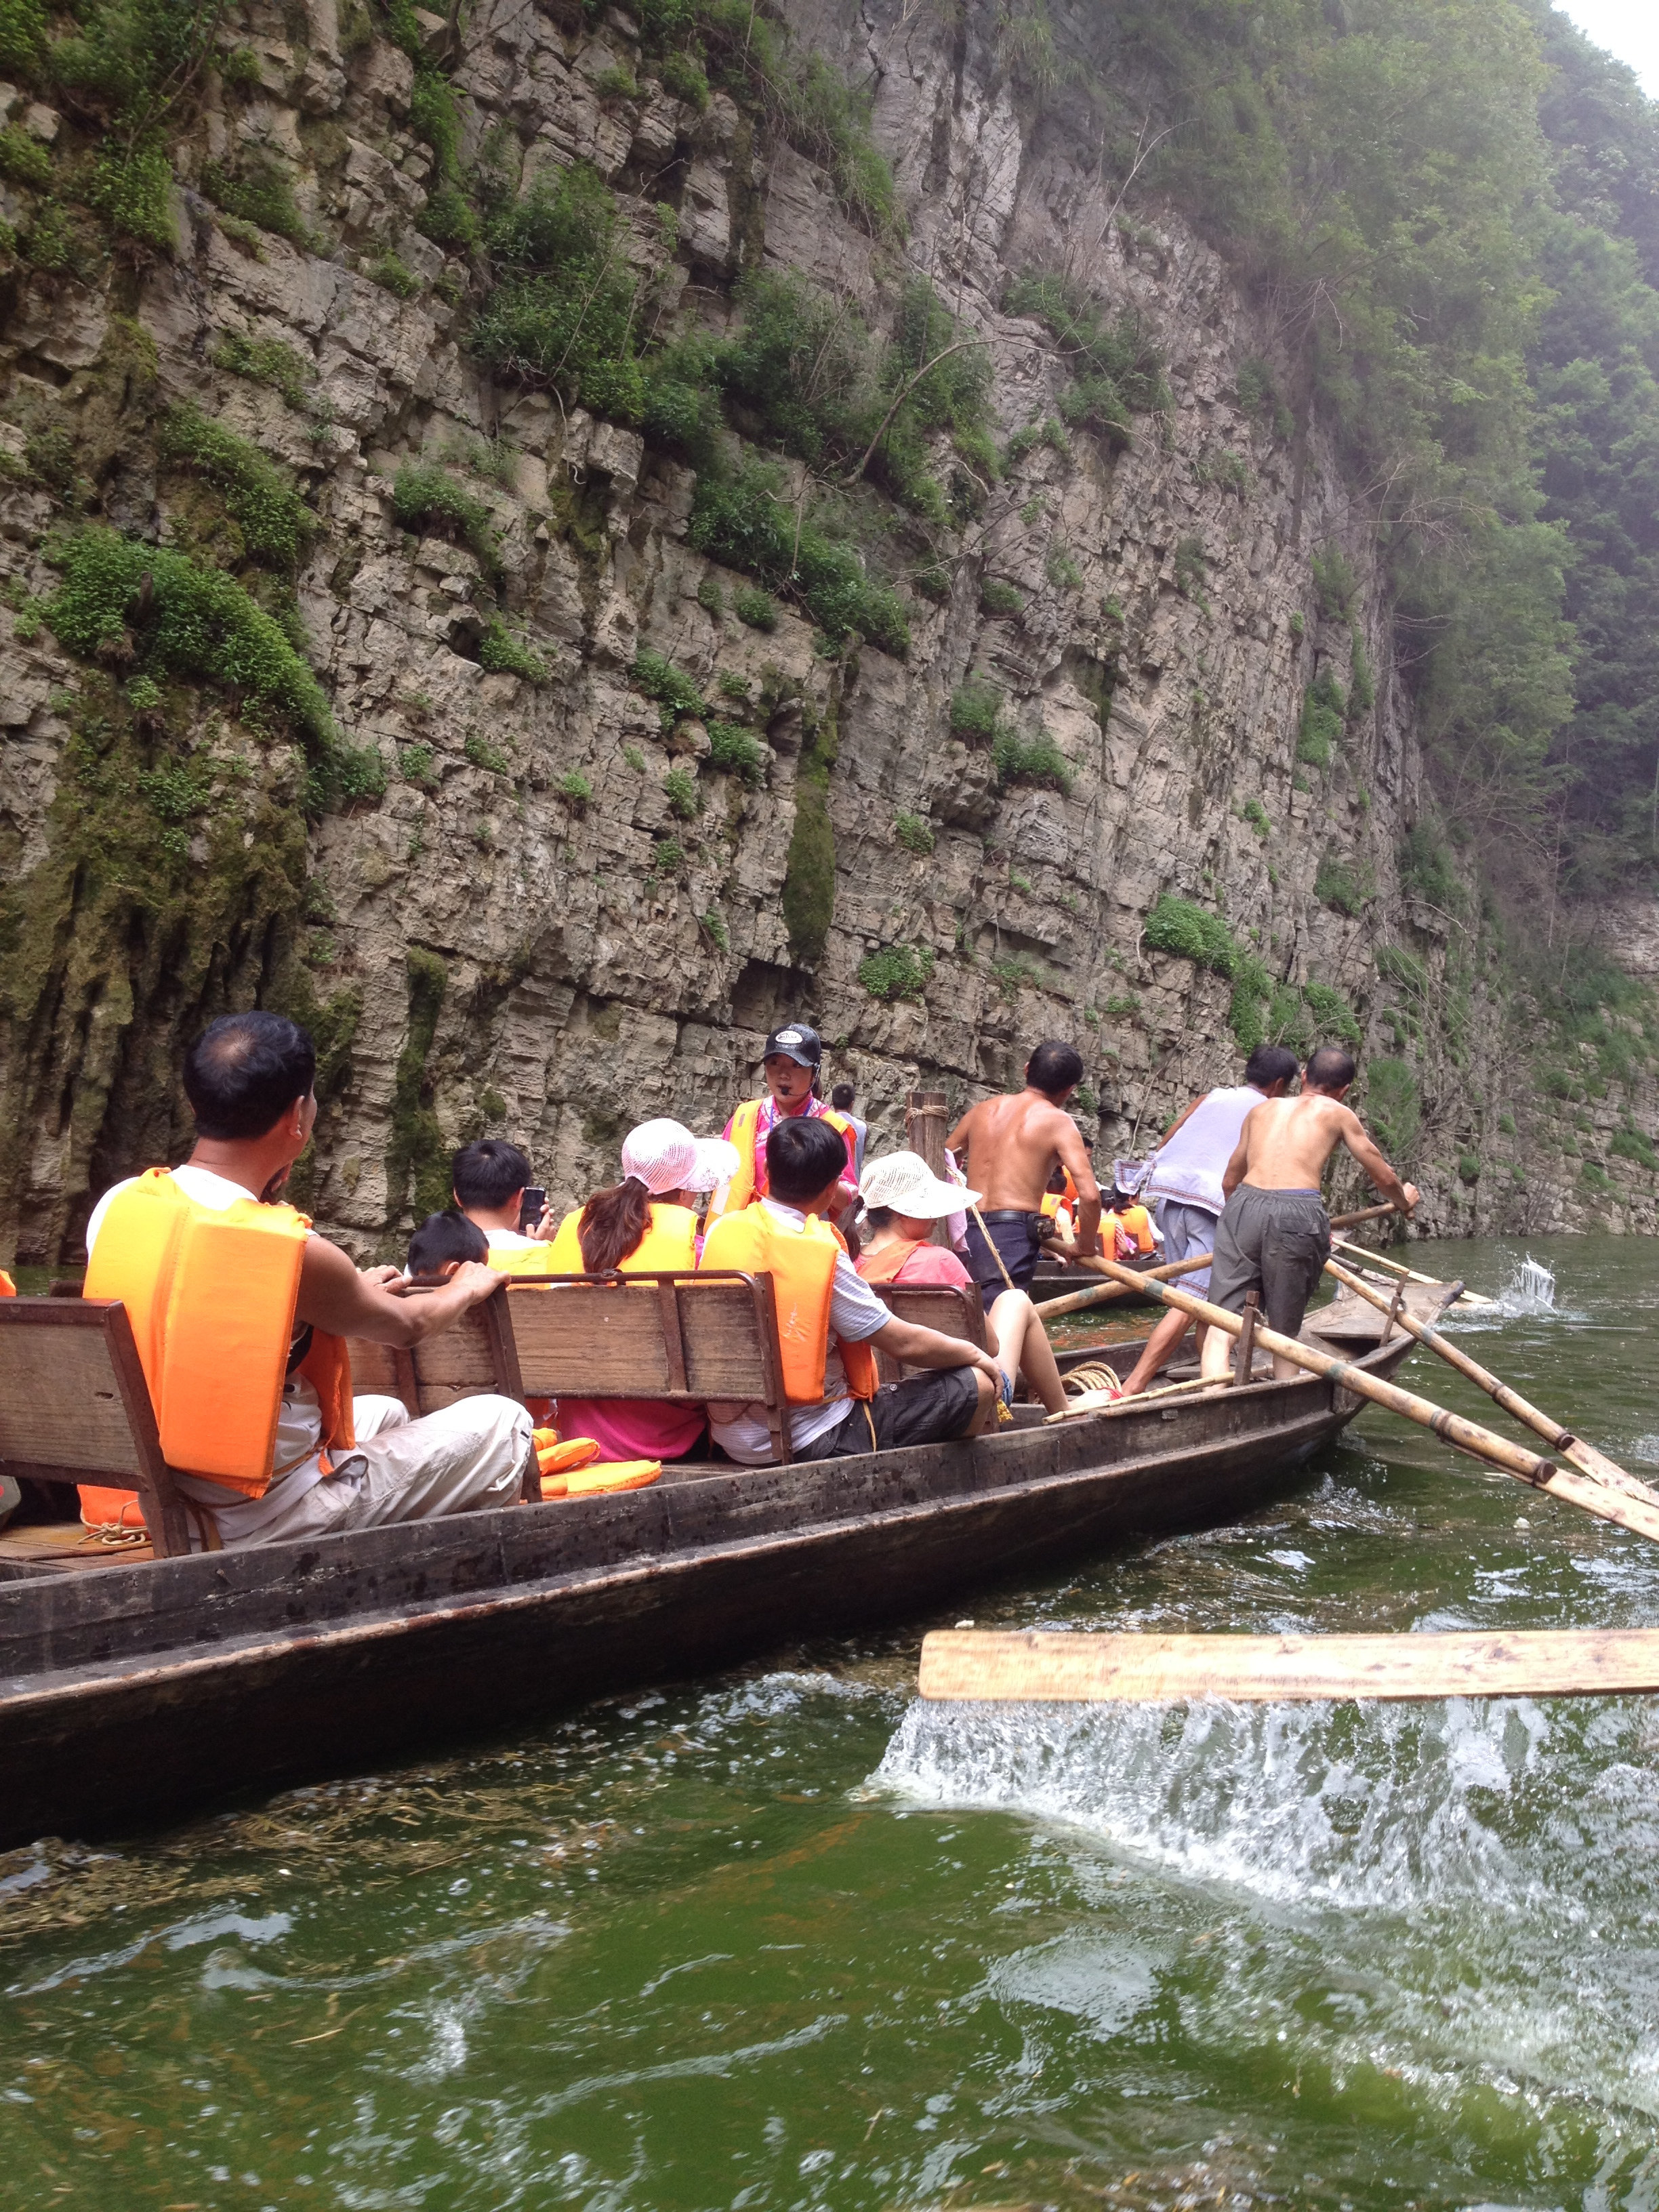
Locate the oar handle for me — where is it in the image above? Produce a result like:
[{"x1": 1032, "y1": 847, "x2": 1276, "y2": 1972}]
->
[{"x1": 1327, "y1": 1202, "x2": 1401, "y2": 1231}]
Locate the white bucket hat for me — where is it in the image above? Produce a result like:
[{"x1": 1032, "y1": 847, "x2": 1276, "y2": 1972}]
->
[
  {"x1": 621, "y1": 1119, "x2": 738, "y2": 1196},
  {"x1": 859, "y1": 1149, "x2": 979, "y2": 1219}
]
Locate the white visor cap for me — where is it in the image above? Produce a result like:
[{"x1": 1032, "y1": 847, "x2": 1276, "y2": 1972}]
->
[
  {"x1": 859, "y1": 1149, "x2": 979, "y2": 1219},
  {"x1": 621, "y1": 1118, "x2": 738, "y2": 1195}
]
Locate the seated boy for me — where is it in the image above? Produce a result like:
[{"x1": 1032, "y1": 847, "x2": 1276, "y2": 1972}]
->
[
  {"x1": 699, "y1": 1117, "x2": 1004, "y2": 1465},
  {"x1": 407, "y1": 1210, "x2": 489, "y2": 1279}
]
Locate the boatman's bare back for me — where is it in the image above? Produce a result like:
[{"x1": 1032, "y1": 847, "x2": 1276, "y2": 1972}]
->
[{"x1": 946, "y1": 1041, "x2": 1102, "y2": 1312}]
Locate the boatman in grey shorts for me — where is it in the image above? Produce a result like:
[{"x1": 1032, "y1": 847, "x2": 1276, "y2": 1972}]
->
[{"x1": 1199, "y1": 1044, "x2": 1420, "y2": 1382}]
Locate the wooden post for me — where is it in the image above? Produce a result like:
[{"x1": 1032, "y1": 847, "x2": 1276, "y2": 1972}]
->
[
  {"x1": 906, "y1": 1087, "x2": 951, "y2": 1247},
  {"x1": 1382, "y1": 1278, "x2": 1405, "y2": 1344},
  {"x1": 1233, "y1": 1291, "x2": 1259, "y2": 1385}
]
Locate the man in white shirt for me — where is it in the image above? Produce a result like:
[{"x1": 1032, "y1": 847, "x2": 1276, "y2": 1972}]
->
[
  {"x1": 702, "y1": 1118, "x2": 1004, "y2": 1465},
  {"x1": 85, "y1": 1012, "x2": 532, "y2": 1547},
  {"x1": 1113, "y1": 1043, "x2": 1299, "y2": 1399}
]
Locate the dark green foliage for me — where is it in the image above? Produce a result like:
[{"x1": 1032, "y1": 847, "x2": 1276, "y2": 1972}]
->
[
  {"x1": 368, "y1": 251, "x2": 421, "y2": 299},
  {"x1": 1314, "y1": 853, "x2": 1372, "y2": 916},
  {"x1": 1398, "y1": 823, "x2": 1461, "y2": 909},
  {"x1": 981, "y1": 577, "x2": 1025, "y2": 618},
  {"x1": 660, "y1": 49, "x2": 709, "y2": 108},
  {"x1": 857, "y1": 943, "x2": 934, "y2": 1000},
  {"x1": 992, "y1": 726, "x2": 1072, "y2": 793},
  {"x1": 715, "y1": 266, "x2": 873, "y2": 468},
  {"x1": 733, "y1": 586, "x2": 777, "y2": 630},
  {"x1": 949, "y1": 678, "x2": 1004, "y2": 741},
  {"x1": 696, "y1": 574, "x2": 724, "y2": 616},
  {"x1": 0, "y1": 126, "x2": 51, "y2": 189},
  {"x1": 1005, "y1": 272, "x2": 1168, "y2": 445},
  {"x1": 0, "y1": 0, "x2": 45, "y2": 75},
  {"x1": 1235, "y1": 356, "x2": 1293, "y2": 439},
  {"x1": 202, "y1": 155, "x2": 314, "y2": 247},
  {"x1": 44, "y1": 529, "x2": 331, "y2": 745},
  {"x1": 1365, "y1": 1057, "x2": 1421, "y2": 1164},
  {"x1": 893, "y1": 811, "x2": 934, "y2": 855},
  {"x1": 1241, "y1": 796, "x2": 1270, "y2": 837},
  {"x1": 557, "y1": 769, "x2": 592, "y2": 804},
  {"x1": 630, "y1": 647, "x2": 705, "y2": 726},
  {"x1": 782, "y1": 713, "x2": 837, "y2": 966},
  {"x1": 1349, "y1": 631, "x2": 1376, "y2": 717},
  {"x1": 1301, "y1": 981, "x2": 1363, "y2": 1048},
  {"x1": 385, "y1": 947, "x2": 451, "y2": 1227},
  {"x1": 652, "y1": 836, "x2": 684, "y2": 874},
  {"x1": 872, "y1": 276, "x2": 995, "y2": 521},
  {"x1": 1173, "y1": 535, "x2": 1207, "y2": 603},
  {"x1": 663, "y1": 764, "x2": 701, "y2": 819},
  {"x1": 1143, "y1": 894, "x2": 1237, "y2": 973},
  {"x1": 472, "y1": 163, "x2": 642, "y2": 410},
  {"x1": 1298, "y1": 669, "x2": 1347, "y2": 767},
  {"x1": 1612, "y1": 1126, "x2": 1659, "y2": 1172},
  {"x1": 391, "y1": 462, "x2": 498, "y2": 574},
  {"x1": 1376, "y1": 943, "x2": 1429, "y2": 993},
  {"x1": 400, "y1": 742, "x2": 438, "y2": 789},
  {"x1": 1311, "y1": 545, "x2": 1357, "y2": 622},
  {"x1": 219, "y1": 44, "x2": 262, "y2": 92},
  {"x1": 688, "y1": 462, "x2": 909, "y2": 654},
  {"x1": 478, "y1": 616, "x2": 549, "y2": 683},
  {"x1": 1458, "y1": 1153, "x2": 1481, "y2": 1184},
  {"x1": 464, "y1": 730, "x2": 510, "y2": 774},
  {"x1": 775, "y1": 55, "x2": 901, "y2": 239},
  {"x1": 706, "y1": 719, "x2": 766, "y2": 784},
  {"x1": 158, "y1": 406, "x2": 315, "y2": 571},
  {"x1": 212, "y1": 332, "x2": 314, "y2": 411}
]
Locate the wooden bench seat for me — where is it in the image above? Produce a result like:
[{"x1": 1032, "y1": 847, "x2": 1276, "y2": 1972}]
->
[{"x1": 0, "y1": 1299, "x2": 190, "y2": 1557}]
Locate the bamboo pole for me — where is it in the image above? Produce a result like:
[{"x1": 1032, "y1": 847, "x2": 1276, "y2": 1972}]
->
[
  {"x1": 1079, "y1": 1256, "x2": 1659, "y2": 1544},
  {"x1": 918, "y1": 1626, "x2": 1659, "y2": 1704},
  {"x1": 1328, "y1": 1233, "x2": 1497, "y2": 1308},
  {"x1": 1324, "y1": 1256, "x2": 1658, "y2": 1507},
  {"x1": 1038, "y1": 1204, "x2": 1402, "y2": 1324}
]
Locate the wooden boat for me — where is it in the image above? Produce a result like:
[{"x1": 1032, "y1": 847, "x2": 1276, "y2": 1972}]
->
[{"x1": 0, "y1": 1276, "x2": 1447, "y2": 1847}]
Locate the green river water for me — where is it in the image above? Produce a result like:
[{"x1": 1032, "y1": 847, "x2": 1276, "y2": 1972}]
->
[{"x1": 5, "y1": 1233, "x2": 1659, "y2": 2211}]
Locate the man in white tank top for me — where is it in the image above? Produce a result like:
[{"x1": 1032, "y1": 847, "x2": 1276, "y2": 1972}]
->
[{"x1": 1113, "y1": 1044, "x2": 1299, "y2": 1398}]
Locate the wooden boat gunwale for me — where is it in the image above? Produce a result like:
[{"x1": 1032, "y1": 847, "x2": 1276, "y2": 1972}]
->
[{"x1": 0, "y1": 1306, "x2": 1441, "y2": 1845}]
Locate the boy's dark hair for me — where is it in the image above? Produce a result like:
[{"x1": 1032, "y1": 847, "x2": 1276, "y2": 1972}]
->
[
  {"x1": 1111, "y1": 1187, "x2": 1138, "y2": 1210},
  {"x1": 1244, "y1": 1043, "x2": 1300, "y2": 1090},
  {"x1": 830, "y1": 1082, "x2": 856, "y2": 1111},
  {"x1": 1026, "y1": 1040, "x2": 1084, "y2": 1098},
  {"x1": 452, "y1": 1138, "x2": 532, "y2": 1211},
  {"x1": 766, "y1": 1115, "x2": 848, "y2": 1205},
  {"x1": 184, "y1": 1012, "x2": 316, "y2": 1140},
  {"x1": 407, "y1": 1210, "x2": 489, "y2": 1275},
  {"x1": 1305, "y1": 1045, "x2": 1357, "y2": 1092}
]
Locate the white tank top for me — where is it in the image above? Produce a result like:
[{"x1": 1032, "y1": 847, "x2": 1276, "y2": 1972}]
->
[{"x1": 1143, "y1": 1086, "x2": 1265, "y2": 1215}]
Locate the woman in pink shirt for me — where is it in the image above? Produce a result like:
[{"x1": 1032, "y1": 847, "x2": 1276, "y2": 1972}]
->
[{"x1": 854, "y1": 1152, "x2": 1068, "y2": 1415}]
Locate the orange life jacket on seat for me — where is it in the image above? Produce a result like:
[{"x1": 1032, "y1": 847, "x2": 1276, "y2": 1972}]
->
[
  {"x1": 700, "y1": 1204, "x2": 877, "y2": 1406},
  {"x1": 703, "y1": 1100, "x2": 855, "y2": 1225},
  {"x1": 0, "y1": 1270, "x2": 14, "y2": 1297},
  {"x1": 81, "y1": 1169, "x2": 354, "y2": 1513},
  {"x1": 544, "y1": 1201, "x2": 699, "y2": 1275}
]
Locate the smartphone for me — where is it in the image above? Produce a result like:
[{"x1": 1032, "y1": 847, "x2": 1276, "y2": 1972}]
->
[{"x1": 518, "y1": 1185, "x2": 547, "y2": 1235}]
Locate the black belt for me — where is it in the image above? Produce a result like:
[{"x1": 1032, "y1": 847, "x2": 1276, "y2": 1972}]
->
[{"x1": 977, "y1": 1208, "x2": 1044, "y2": 1225}]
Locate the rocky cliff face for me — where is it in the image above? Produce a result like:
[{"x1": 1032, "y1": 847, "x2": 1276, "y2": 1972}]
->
[{"x1": 1, "y1": 0, "x2": 1654, "y2": 1269}]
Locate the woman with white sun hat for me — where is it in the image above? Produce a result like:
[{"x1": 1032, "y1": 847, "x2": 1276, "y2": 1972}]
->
[{"x1": 853, "y1": 1151, "x2": 1068, "y2": 1415}]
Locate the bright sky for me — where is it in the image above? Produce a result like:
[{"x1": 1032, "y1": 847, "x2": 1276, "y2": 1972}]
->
[{"x1": 1555, "y1": 0, "x2": 1659, "y2": 97}]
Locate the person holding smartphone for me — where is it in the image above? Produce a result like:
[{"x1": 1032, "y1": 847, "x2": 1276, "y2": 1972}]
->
[{"x1": 451, "y1": 1139, "x2": 552, "y2": 1253}]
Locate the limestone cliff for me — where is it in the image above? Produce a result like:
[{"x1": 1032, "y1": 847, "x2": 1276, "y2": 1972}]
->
[{"x1": 1, "y1": 0, "x2": 1653, "y2": 1269}]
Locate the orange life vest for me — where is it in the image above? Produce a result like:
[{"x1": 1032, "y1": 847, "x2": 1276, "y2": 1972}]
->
[
  {"x1": 704, "y1": 1099, "x2": 855, "y2": 1225},
  {"x1": 0, "y1": 1269, "x2": 14, "y2": 1297},
  {"x1": 543, "y1": 1200, "x2": 699, "y2": 1274},
  {"x1": 1114, "y1": 1202, "x2": 1155, "y2": 1256},
  {"x1": 81, "y1": 1168, "x2": 353, "y2": 1504},
  {"x1": 700, "y1": 1204, "x2": 878, "y2": 1406}
]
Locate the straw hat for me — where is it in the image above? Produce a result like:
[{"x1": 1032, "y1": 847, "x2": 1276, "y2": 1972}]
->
[
  {"x1": 859, "y1": 1149, "x2": 979, "y2": 1219},
  {"x1": 621, "y1": 1119, "x2": 739, "y2": 1195}
]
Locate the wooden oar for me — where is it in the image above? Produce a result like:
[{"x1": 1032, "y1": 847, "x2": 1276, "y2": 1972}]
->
[
  {"x1": 1038, "y1": 1204, "x2": 1403, "y2": 1323},
  {"x1": 1324, "y1": 1256, "x2": 1658, "y2": 1506},
  {"x1": 1328, "y1": 1233, "x2": 1497, "y2": 1308},
  {"x1": 918, "y1": 1626, "x2": 1659, "y2": 1704},
  {"x1": 1078, "y1": 1256, "x2": 1659, "y2": 1543}
]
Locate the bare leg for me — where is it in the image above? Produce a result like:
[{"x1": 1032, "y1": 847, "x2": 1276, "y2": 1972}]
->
[
  {"x1": 960, "y1": 1366, "x2": 1000, "y2": 1436},
  {"x1": 987, "y1": 1289, "x2": 1069, "y2": 1415},
  {"x1": 1200, "y1": 1318, "x2": 1235, "y2": 1382},
  {"x1": 1117, "y1": 1306, "x2": 1195, "y2": 1399}
]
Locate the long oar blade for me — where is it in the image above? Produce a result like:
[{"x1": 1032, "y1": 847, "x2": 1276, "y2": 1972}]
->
[
  {"x1": 1324, "y1": 1256, "x2": 1659, "y2": 1509},
  {"x1": 919, "y1": 1627, "x2": 1659, "y2": 1704}
]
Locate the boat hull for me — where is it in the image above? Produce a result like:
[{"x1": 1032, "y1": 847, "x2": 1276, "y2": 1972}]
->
[{"x1": 0, "y1": 1342, "x2": 1412, "y2": 1846}]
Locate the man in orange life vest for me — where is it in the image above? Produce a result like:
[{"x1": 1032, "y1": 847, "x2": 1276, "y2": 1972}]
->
[
  {"x1": 699, "y1": 1116, "x2": 1004, "y2": 1464},
  {"x1": 83, "y1": 1012, "x2": 533, "y2": 1548},
  {"x1": 705, "y1": 1024, "x2": 858, "y2": 1226}
]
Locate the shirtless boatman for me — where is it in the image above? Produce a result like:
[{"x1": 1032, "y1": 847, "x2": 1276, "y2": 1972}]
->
[
  {"x1": 946, "y1": 1041, "x2": 1101, "y2": 1308},
  {"x1": 1198, "y1": 1044, "x2": 1420, "y2": 1382},
  {"x1": 1112, "y1": 1042, "x2": 1298, "y2": 1400}
]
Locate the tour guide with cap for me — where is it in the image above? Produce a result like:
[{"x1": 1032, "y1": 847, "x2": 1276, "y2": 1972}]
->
[{"x1": 704, "y1": 1023, "x2": 858, "y2": 1225}]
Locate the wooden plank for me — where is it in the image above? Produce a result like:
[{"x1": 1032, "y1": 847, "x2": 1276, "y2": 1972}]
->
[
  {"x1": 918, "y1": 1627, "x2": 1659, "y2": 1704},
  {"x1": 0, "y1": 1308, "x2": 145, "y2": 1477},
  {"x1": 872, "y1": 1283, "x2": 988, "y2": 1385}
]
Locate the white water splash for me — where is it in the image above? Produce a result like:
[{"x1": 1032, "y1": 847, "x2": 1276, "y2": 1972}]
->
[
  {"x1": 1507, "y1": 1254, "x2": 1556, "y2": 1311},
  {"x1": 871, "y1": 1695, "x2": 1553, "y2": 1913}
]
